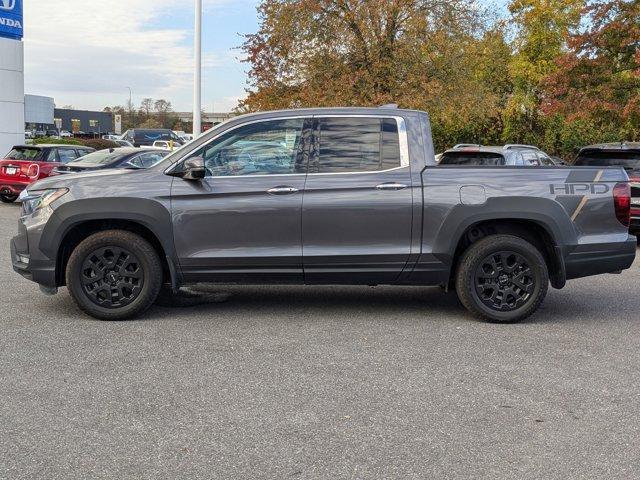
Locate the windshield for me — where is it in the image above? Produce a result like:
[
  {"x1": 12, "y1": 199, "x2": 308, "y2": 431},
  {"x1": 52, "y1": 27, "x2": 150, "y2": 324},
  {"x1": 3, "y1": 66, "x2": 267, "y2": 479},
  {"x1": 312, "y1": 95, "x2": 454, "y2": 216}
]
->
[
  {"x1": 440, "y1": 152, "x2": 506, "y2": 166},
  {"x1": 68, "y1": 150, "x2": 124, "y2": 166},
  {"x1": 574, "y1": 151, "x2": 640, "y2": 171},
  {"x1": 5, "y1": 147, "x2": 41, "y2": 160}
]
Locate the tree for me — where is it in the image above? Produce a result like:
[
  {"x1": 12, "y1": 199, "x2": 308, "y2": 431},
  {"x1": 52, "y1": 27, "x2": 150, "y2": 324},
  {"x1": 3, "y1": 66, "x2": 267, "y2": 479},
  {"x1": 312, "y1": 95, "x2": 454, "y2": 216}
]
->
[
  {"x1": 503, "y1": 0, "x2": 584, "y2": 143},
  {"x1": 140, "y1": 98, "x2": 154, "y2": 116},
  {"x1": 542, "y1": 0, "x2": 640, "y2": 140},
  {"x1": 241, "y1": 0, "x2": 512, "y2": 151}
]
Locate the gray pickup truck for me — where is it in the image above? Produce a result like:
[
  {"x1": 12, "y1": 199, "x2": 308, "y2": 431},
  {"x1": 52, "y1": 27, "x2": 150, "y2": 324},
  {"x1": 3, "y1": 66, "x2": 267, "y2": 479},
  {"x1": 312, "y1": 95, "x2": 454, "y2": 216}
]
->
[{"x1": 10, "y1": 107, "x2": 637, "y2": 322}]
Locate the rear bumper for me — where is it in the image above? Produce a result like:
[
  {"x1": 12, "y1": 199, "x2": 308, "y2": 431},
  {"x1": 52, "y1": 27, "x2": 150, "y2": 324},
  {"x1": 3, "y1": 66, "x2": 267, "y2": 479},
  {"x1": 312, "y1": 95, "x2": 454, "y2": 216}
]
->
[
  {"x1": 565, "y1": 235, "x2": 637, "y2": 280},
  {"x1": 0, "y1": 182, "x2": 26, "y2": 196}
]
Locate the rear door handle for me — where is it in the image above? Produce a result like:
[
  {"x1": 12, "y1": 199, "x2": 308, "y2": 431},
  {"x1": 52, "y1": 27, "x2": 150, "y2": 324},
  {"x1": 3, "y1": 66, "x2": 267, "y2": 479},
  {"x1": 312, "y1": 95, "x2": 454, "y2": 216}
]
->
[
  {"x1": 267, "y1": 186, "x2": 299, "y2": 195},
  {"x1": 376, "y1": 182, "x2": 408, "y2": 191}
]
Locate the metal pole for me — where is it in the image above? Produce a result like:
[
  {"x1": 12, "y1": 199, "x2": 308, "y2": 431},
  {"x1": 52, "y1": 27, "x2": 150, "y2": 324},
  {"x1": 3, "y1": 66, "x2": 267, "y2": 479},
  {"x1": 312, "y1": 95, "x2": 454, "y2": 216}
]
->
[
  {"x1": 193, "y1": 0, "x2": 202, "y2": 137},
  {"x1": 126, "y1": 86, "x2": 132, "y2": 128}
]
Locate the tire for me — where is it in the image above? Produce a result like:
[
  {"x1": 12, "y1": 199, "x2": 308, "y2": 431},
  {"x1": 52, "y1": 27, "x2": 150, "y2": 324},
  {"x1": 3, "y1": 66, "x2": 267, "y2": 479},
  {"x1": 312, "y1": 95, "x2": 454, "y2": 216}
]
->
[
  {"x1": 455, "y1": 234, "x2": 549, "y2": 323},
  {"x1": 66, "y1": 230, "x2": 163, "y2": 320},
  {"x1": 0, "y1": 194, "x2": 17, "y2": 203}
]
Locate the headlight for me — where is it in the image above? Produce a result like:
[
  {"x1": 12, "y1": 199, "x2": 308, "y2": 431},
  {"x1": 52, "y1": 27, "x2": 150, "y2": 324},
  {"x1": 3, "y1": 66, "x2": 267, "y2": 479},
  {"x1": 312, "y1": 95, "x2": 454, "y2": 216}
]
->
[{"x1": 21, "y1": 188, "x2": 69, "y2": 216}]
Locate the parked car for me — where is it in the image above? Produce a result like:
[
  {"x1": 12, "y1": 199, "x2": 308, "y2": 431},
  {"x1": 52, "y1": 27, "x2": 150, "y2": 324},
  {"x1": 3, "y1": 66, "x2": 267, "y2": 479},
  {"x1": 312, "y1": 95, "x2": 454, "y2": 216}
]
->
[
  {"x1": 60, "y1": 130, "x2": 73, "y2": 138},
  {"x1": 439, "y1": 144, "x2": 557, "y2": 166},
  {"x1": 46, "y1": 130, "x2": 59, "y2": 138},
  {"x1": 102, "y1": 134, "x2": 120, "y2": 140},
  {"x1": 24, "y1": 131, "x2": 34, "y2": 139},
  {"x1": 150, "y1": 140, "x2": 181, "y2": 151},
  {"x1": 34, "y1": 129, "x2": 46, "y2": 138},
  {"x1": 574, "y1": 142, "x2": 640, "y2": 234},
  {"x1": 53, "y1": 148, "x2": 168, "y2": 174},
  {"x1": 113, "y1": 139, "x2": 134, "y2": 148},
  {"x1": 0, "y1": 145, "x2": 95, "y2": 202},
  {"x1": 11, "y1": 107, "x2": 635, "y2": 322},
  {"x1": 120, "y1": 128, "x2": 184, "y2": 148}
]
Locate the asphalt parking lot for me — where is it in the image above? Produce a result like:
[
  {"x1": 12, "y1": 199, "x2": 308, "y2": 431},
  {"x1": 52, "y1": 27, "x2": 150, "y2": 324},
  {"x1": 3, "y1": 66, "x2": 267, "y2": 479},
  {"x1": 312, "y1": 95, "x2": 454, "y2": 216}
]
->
[{"x1": 1, "y1": 202, "x2": 639, "y2": 479}]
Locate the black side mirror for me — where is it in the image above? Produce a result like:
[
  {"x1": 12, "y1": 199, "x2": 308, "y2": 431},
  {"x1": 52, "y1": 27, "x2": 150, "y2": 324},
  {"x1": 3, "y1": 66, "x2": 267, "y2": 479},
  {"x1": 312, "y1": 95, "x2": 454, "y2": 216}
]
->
[{"x1": 171, "y1": 156, "x2": 205, "y2": 180}]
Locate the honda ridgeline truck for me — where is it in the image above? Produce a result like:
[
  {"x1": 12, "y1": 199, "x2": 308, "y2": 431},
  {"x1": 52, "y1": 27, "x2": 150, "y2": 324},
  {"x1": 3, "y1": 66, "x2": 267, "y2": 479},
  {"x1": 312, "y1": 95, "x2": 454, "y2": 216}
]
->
[{"x1": 10, "y1": 107, "x2": 637, "y2": 322}]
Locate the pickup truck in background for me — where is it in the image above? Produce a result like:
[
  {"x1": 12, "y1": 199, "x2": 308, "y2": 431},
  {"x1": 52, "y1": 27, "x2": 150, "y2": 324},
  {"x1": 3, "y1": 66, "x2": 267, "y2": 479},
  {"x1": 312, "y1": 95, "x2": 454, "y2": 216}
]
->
[{"x1": 10, "y1": 107, "x2": 637, "y2": 323}]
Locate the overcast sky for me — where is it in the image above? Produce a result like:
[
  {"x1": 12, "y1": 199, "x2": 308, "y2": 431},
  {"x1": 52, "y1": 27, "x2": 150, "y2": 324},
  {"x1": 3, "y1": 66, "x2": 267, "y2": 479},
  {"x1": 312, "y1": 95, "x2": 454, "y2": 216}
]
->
[{"x1": 23, "y1": 0, "x2": 507, "y2": 113}]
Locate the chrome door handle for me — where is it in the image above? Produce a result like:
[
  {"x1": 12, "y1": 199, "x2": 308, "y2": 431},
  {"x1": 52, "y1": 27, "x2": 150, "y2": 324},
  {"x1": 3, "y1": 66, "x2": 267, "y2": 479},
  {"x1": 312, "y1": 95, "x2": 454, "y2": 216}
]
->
[
  {"x1": 267, "y1": 186, "x2": 299, "y2": 195},
  {"x1": 376, "y1": 182, "x2": 408, "y2": 191}
]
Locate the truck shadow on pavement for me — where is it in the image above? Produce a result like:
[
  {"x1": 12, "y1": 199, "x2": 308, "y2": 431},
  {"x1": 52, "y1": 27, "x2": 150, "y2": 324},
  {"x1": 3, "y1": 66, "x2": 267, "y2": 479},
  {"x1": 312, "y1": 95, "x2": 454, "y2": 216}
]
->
[{"x1": 147, "y1": 284, "x2": 466, "y2": 321}]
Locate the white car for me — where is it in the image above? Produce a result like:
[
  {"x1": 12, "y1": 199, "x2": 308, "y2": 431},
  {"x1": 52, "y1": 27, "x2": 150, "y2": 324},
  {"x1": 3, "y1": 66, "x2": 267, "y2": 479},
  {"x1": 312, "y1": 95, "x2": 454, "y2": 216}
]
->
[
  {"x1": 151, "y1": 140, "x2": 180, "y2": 151},
  {"x1": 60, "y1": 130, "x2": 72, "y2": 138}
]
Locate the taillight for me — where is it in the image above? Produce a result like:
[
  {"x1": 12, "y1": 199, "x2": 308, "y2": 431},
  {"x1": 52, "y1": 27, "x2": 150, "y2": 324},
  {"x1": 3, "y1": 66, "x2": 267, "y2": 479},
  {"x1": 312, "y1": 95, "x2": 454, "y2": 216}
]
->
[{"x1": 613, "y1": 182, "x2": 631, "y2": 227}]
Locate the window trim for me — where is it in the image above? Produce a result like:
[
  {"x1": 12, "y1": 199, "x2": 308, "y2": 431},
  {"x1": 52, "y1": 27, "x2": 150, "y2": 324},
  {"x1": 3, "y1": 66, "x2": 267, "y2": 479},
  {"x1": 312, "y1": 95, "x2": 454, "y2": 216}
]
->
[{"x1": 164, "y1": 114, "x2": 410, "y2": 178}]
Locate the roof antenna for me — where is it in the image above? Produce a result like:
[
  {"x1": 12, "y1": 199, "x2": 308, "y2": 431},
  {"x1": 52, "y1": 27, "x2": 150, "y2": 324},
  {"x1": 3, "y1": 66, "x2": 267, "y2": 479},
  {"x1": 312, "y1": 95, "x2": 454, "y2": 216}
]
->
[{"x1": 378, "y1": 103, "x2": 398, "y2": 109}]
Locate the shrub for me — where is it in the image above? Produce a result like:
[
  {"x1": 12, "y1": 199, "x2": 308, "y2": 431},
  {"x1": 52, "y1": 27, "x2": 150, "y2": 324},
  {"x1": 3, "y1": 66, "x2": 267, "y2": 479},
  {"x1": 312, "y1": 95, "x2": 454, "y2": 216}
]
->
[
  {"x1": 33, "y1": 137, "x2": 82, "y2": 145},
  {"x1": 79, "y1": 139, "x2": 119, "y2": 150}
]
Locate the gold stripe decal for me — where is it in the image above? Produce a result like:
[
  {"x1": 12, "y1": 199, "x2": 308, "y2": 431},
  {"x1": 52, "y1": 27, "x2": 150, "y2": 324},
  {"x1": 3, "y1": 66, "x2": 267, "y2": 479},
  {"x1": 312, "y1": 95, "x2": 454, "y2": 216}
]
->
[{"x1": 571, "y1": 170, "x2": 604, "y2": 221}]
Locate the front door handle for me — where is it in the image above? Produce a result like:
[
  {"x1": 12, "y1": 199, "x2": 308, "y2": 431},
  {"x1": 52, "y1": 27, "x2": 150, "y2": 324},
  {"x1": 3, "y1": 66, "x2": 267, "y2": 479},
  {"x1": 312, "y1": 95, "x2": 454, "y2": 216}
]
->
[
  {"x1": 375, "y1": 182, "x2": 408, "y2": 191},
  {"x1": 267, "y1": 186, "x2": 299, "y2": 195}
]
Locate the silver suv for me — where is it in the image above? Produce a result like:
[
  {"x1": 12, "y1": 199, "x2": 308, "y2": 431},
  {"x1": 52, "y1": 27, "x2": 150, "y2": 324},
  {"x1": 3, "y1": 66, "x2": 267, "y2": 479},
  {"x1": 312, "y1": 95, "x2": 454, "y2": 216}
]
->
[{"x1": 439, "y1": 144, "x2": 558, "y2": 166}]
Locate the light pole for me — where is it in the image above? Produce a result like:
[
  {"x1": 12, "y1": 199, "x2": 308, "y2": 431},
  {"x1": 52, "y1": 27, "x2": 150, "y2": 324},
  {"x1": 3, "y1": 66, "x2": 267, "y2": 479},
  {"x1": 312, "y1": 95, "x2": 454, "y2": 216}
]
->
[
  {"x1": 193, "y1": 0, "x2": 202, "y2": 137},
  {"x1": 126, "y1": 86, "x2": 133, "y2": 128}
]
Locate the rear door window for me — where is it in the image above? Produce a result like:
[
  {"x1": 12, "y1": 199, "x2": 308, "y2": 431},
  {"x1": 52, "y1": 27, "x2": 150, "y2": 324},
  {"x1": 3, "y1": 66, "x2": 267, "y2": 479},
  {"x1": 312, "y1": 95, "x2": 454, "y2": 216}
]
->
[
  {"x1": 439, "y1": 152, "x2": 506, "y2": 166},
  {"x1": 57, "y1": 149, "x2": 79, "y2": 164},
  {"x1": 312, "y1": 117, "x2": 401, "y2": 173}
]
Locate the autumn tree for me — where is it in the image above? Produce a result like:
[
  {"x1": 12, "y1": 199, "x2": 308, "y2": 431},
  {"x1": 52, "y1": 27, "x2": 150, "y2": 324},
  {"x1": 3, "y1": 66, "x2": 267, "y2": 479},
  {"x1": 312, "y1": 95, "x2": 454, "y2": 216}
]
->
[
  {"x1": 542, "y1": 0, "x2": 640, "y2": 141},
  {"x1": 503, "y1": 0, "x2": 585, "y2": 143},
  {"x1": 240, "y1": 0, "x2": 512, "y2": 150}
]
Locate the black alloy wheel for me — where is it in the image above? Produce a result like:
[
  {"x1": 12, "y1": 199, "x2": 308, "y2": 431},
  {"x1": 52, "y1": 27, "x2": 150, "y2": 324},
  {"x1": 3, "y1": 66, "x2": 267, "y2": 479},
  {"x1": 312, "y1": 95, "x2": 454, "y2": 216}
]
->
[
  {"x1": 66, "y1": 230, "x2": 162, "y2": 320},
  {"x1": 455, "y1": 234, "x2": 549, "y2": 323},
  {"x1": 81, "y1": 246, "x2": 144, "y2": 308},
  {"x1": 474, "y1": 251, "x2": 534, "y2": 312}
]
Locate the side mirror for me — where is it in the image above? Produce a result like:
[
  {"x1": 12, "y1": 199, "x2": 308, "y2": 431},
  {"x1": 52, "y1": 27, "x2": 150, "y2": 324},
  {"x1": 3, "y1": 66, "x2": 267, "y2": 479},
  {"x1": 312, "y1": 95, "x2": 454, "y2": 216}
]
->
[{"x1": 171, "y1": 156, "x2": 205, "y2": 180}]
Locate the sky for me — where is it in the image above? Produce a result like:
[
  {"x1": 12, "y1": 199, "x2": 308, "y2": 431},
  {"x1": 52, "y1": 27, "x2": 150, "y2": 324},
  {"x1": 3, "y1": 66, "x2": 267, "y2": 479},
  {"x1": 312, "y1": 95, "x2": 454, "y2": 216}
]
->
[
  {"x1": 23, "y1": 0, "x2": 259, "y2": 113},
  {"x1": 23, "y1": 0, "x2": 507, "y2": 113}
]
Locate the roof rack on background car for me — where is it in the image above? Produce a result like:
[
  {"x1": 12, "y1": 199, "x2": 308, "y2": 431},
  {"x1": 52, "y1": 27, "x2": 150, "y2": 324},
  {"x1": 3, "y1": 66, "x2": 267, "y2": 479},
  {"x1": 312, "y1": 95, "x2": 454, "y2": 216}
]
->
[
  {"x1": 504, "y1": 144, "x2": 540, "y2": 150},
  {"x1": 453, "y1": 144, "x2": 482, "y2": 149}
]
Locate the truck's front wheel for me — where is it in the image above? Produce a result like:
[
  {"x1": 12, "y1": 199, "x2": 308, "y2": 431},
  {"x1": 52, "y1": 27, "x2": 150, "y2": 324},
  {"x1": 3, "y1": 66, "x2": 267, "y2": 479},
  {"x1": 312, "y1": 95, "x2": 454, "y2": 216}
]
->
[
  {"x1": 66, "y1": 230, "x2": 163, "y2": 320},
  {"x1": 455, "y1": 235, "x2": 548, "y2": 323}
]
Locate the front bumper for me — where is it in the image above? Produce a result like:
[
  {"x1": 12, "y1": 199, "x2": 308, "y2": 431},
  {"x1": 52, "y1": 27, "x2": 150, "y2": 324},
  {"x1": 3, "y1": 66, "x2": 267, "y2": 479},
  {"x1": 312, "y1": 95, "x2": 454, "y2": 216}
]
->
[
  {"x1": 10, "y1": 209, "x2": 59, "y2": 289},
  {"x1": 565, "y1": 235, "x2": 637, "y2": 280}
]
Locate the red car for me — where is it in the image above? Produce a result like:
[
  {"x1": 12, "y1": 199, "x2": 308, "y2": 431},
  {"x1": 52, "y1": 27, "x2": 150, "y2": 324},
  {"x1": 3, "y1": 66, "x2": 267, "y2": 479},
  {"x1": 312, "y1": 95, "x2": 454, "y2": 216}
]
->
[{"x1": 0, "y1": 144, "x2": 94, "y2": 203}]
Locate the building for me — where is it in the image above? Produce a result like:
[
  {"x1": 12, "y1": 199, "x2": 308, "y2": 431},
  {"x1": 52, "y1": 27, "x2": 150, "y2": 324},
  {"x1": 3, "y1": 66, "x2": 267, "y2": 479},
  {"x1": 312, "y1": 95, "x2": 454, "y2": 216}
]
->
[
  {"x1": 24, "y1": 94, "x2": 54, "y2": 132},
  {"x1": 175, "y1": 111, "x2": 235, "y2": 131},
  {"x1": 53, "y1": 108, "x2": 114, "y2": 135},
  {"x1": 0, "y1": 1, "x2": 24, "y2": 156}
]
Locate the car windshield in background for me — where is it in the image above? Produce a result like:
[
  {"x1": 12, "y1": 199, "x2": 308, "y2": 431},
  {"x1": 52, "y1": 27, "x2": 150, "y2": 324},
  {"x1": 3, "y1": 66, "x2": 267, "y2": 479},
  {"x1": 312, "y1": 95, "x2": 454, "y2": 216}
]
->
[
  {"x1": 574, "y1": 151, "x2": 640, "y2": 171},
  {"x1": 5, "y1": 148, "x2": 40, "y2": 160},
  {"x1": 439, "y1": 152, "x2": 505, "y2": 166},
  {"x1": 68, "y1": 150, "x2": 124, "y2": 166}
]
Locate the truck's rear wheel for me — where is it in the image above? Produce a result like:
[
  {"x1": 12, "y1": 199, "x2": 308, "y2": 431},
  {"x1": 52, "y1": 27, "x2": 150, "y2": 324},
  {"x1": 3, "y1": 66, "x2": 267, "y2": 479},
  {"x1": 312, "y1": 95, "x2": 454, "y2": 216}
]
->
[
  {"x1": 455, "y1": 235, "x2": 548, "y2": 323},
  {"x1": 66, "y1": 230, "x2": 162, "y2": 320}
]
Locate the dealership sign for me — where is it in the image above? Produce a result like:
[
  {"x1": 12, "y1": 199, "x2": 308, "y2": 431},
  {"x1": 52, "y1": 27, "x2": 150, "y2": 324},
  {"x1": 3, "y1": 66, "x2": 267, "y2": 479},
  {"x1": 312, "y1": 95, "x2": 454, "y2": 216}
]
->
[{"x1": 0, "y1": 0, "x2": 23, "y2": 40}]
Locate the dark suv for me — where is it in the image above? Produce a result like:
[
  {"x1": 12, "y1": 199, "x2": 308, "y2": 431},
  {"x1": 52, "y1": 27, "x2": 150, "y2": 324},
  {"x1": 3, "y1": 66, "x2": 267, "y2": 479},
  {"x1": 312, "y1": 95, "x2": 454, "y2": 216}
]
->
[
  {"x1": 439, "y1": 144, "x2": 557, "y2": 166},
  {"x1": 574, "y1": 143, "x2": 640, "y2": 234},
  {"x1": 120, "y1": 129, "x2": 184, "y2": 148}
]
